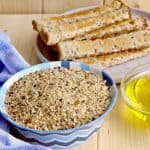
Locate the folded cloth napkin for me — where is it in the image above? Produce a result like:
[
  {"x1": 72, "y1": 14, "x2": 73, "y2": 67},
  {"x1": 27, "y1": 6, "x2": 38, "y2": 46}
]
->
[{"x1": 0, "y1": 32, "x2": 50, "y2": 150}]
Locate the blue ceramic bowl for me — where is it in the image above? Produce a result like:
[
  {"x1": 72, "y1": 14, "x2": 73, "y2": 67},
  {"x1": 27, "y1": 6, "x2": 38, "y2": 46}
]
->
[{"x1": 0, "y1": 61, "x2": 118, "y2": 149}]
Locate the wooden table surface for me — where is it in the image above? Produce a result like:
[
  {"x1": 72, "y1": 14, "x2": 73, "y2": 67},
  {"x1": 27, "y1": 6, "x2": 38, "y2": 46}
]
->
[
  {"x1": 0, "y1": 0, "x2": 150, "y2": 14},
  {"x1": 1, "y1": 3, "x2": 150, "y2": 150}
]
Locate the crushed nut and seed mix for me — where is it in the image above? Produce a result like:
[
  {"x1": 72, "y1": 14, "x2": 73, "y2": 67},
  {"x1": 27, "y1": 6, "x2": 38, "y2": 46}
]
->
[{"x1": 5, "y1": 67, "x2": 111, "y2": 130}]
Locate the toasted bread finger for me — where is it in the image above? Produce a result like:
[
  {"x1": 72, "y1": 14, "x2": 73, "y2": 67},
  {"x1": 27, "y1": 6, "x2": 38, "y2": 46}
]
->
[
  {"x1": 40, "y1": 5, "x2": 130, "y2": 45},
  {"x1": 74, "y1": 47, "x2": 150, "y2": 69},
  {"x1": 75, "y1": 16, "x2": 147, "y2": 40},
  {"x1": 32, "y1": 0, "x2": 123, "y2": 31},
  {"x1": 57, "y1": 29, "x2": 150, "y2": 60}
]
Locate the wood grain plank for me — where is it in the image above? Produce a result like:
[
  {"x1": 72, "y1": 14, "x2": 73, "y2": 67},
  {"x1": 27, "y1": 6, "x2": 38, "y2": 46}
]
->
[
  {"x1": 0, "y1": 14, "x2": 41, "y2": 63},
  {"x1": 123, "y1": 0, "x2": 150, "y2": 12},
  {"x1": 104, "y1": 0, "x2": 150, "y2": 12},
  {"x1": 43, "y1": 0, "x2": 62, "y2": 14},
  {"x1": 0, "y1": 0, "x2": 149, "y2": 14},
  {"x1": 30, "y1": 47, "x2": 41, "y2": 65},
  {"x1": 43, "y1": 0, "x2": 103, "y2": 14},
  {"x1": 71, "y1": 135, "x2": 98, "y2": 150},
  {"x1": 0, "y1": 0, "x2": 42, "y2": 14},
  {"x1": 69, "y1": 0, "x2": 103, "y2": 10},
  {"x1": 103, "y1": 0, "x2": 112, "y2": 4}
]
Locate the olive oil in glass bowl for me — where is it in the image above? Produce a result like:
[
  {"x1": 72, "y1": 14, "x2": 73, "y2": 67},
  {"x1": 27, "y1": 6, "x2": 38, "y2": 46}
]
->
[{"x1": 121, "y1": 64, "x2": 150, "y2": 120}]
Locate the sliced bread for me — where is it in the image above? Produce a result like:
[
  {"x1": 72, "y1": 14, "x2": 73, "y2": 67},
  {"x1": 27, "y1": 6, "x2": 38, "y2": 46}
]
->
[
  {"x1": 40, "y1": 5, "x2": 130, "y2": 45},
  {"x1": 74, "y1": 47, "x2": 150, "y2": 69},
  {"x1": 57, "y1": 29, "x2": 150, "y2": 60},
  {"x1": 75, "y1": 16, "x2": 147, "y2": 40},
  {"x1": 32, "y1": 0, "x2": 123, "y2": 31}
]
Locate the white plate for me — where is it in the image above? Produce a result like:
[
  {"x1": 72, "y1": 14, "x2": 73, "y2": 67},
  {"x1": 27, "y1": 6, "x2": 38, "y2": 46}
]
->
[{"x1": 35, "y1": 6, "x2": 150, "y2": 83}]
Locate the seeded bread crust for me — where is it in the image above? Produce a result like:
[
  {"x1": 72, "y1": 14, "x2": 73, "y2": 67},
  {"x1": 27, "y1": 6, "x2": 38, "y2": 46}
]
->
[
  {"x1": 74, "y1": 16, "x2": 148, "y2": 40},
  {"x1": 57, "y1": 29, "x2": 150, "y2": 60},
  {"x1": 40, "y1": 5, "x2": 130, "y2": 45},
  {"x1": 75, "y1": 47, "x2": 150, "y2": 69},
  {"x1": 32, "y1": 0, "x2": 123, "y2": 32}
]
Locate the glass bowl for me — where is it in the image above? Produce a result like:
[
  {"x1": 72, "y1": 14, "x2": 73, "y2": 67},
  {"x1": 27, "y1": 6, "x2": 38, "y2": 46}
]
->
[{"x1": 120, "y1": 63, "x2": 150, "y2": 116}]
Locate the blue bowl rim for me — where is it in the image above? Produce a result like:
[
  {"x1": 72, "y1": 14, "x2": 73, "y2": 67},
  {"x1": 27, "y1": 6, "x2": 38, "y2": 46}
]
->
[{"x1": 0, "y1": 61, "x2": 118, "y2": 134}]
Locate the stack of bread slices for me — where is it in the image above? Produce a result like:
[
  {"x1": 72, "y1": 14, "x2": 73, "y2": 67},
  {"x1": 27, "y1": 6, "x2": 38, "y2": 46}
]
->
[{"x1": 32, "y1": 0, "x2": 150, "y2": 69}]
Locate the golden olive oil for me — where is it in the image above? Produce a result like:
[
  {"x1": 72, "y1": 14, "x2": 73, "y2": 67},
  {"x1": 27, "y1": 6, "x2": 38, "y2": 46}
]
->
[{"x1": 125, "y1": 73, "x2": 150, "y2": 113}]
